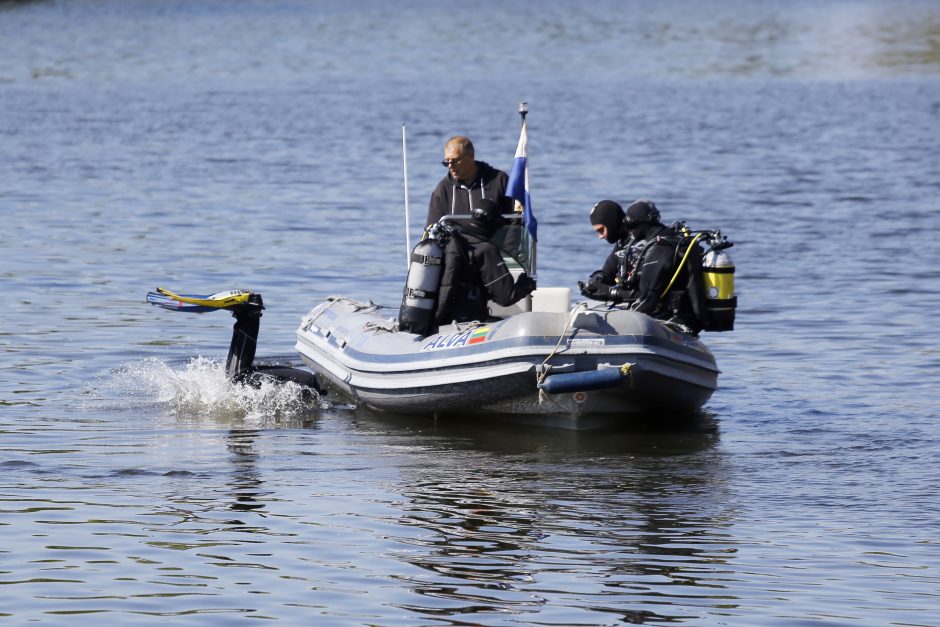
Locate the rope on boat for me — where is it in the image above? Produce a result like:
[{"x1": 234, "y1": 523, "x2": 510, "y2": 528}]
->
[
  {"x1": 535, "y1": 307, "x2": 638, "y2": 404},
  {"x1": 363, "y1": 318, "x2": 397, "y2": 333},
  {"x1": 536, "y1": 302, "x2": 588, "y2": 404},
  {"x1": 324, "y1": 295, "x2": 382, "y2": 312}
]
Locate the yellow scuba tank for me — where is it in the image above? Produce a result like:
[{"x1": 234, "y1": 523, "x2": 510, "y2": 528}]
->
[{"x1": 702, "y1": 246, "x2": 736, "y2": 331}]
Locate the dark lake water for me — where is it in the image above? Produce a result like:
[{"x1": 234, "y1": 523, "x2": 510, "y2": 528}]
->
[{"x1": 2, "y1": 0, "x2": 940, "y2": 624}]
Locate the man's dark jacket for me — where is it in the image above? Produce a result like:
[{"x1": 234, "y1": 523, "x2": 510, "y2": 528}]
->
[{"x1": 426, "y1": 161, "x2": 512, "y2": 227}]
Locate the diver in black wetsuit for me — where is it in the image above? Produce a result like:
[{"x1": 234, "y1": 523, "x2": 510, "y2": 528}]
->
[{"x1": 580, "y1": 199, "x2": 709, "y2": 334}]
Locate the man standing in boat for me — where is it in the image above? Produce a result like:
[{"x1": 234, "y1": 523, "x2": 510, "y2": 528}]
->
[
  {"x1": 426, "y1": 136, "x2": 514, "y2": 228},
  {"x1": 580, "y1": 199, "x2": 709, "y2": 334}
]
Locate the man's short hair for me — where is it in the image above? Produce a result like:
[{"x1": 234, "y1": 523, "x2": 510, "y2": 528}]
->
[{"x1": 445, "y1": 136, "x2": 474, "y2": 157}]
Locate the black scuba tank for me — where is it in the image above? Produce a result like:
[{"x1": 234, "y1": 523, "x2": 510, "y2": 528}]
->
[{"x1": 398, "y1": 236, "x2": 445, "y2": 335}]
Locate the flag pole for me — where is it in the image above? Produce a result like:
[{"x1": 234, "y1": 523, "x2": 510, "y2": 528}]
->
[
  {"x1": 402, "y1": 124, "x2": 411, "y2": 271},
  {"x1": 517, "y1": 102, "x2": 536, "y2": 279}
]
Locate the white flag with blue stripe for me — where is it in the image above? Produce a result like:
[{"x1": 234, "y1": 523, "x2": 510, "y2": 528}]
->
[{"x1": 506, "y1": 119, "x2": 537, "y2": 242}]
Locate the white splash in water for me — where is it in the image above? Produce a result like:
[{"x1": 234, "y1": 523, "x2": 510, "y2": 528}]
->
[{"x1": 111, "y1": 356, "x2": 326, "y2": 423}]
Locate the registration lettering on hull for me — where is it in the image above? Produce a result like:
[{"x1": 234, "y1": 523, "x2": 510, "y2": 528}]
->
[
  {"x1": 568, "y1": 338, "x2": 605, "y2": 347},
  {"x1": 422, "y1": 326, "x2": 490, "y2": 351}
]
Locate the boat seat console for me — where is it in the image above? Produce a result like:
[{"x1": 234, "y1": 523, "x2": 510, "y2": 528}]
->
[
  {"x1": 488, "y1": 286, "x2": 570, "y2": 317},
  {"x1": 530, "y1": 287, "x2": 570, "y2": 313}
]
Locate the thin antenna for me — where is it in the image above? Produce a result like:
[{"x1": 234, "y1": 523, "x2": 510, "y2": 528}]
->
[{"x1": 402, "y1": 124, "x2": 411, "y2": 271}]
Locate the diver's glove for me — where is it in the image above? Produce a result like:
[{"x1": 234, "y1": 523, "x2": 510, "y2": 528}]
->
[
  {"x1": 579, "y1": 272, "x2": 615, "y2": 301},
  {"x1": 578, "y1": 280, "x2": 598, "y2": 299},
  {"x1": 579, "y1": 272, "x2": 631, "y2": 303},
  {"x1": 515, "y1": 274, "x2": 537, "y2": 297}
]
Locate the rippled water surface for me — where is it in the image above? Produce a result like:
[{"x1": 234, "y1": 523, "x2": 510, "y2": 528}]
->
[{"x1": 2, "y1": 0, "x2": 940, "y2": 624}]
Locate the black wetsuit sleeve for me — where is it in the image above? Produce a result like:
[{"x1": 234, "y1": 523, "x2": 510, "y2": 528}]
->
[{"x1": 579, "y1": 246, "x2": 623, "y2": 301}]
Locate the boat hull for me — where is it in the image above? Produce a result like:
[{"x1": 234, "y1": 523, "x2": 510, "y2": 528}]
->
[{"x1": 295, "y1": 297, "x2": 719, "y2": 426}]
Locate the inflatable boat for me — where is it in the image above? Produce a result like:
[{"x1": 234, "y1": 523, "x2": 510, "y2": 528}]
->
[{"x1": 294, "y1": 291, "x2": 719, "y2": 429}]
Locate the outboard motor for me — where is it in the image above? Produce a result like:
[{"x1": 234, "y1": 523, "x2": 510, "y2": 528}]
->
[
  {"x1": 702, "y1": 237, "x2": 736, "y2": 331},
  {"x1": 399, "y1": 228, "x2": 445, "y2": 335}
]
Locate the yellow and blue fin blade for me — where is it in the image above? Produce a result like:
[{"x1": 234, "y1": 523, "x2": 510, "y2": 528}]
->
[{"x1": 146, "y1": 287, "x2": 253, "y2": 313}]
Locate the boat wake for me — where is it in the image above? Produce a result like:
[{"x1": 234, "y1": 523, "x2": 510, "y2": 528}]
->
[{"x1": 109, "y1": 356, "x2": 329, "y2": 424}]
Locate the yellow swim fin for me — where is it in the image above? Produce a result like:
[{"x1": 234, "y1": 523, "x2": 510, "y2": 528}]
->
[{"x1": 155, "y1": 287, "x2": 252, "y2": 309}]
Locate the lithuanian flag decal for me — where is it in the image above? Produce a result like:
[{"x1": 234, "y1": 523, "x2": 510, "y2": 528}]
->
[{"x1": 467, "y1": 327, "x2": 490, "y2": 345}]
